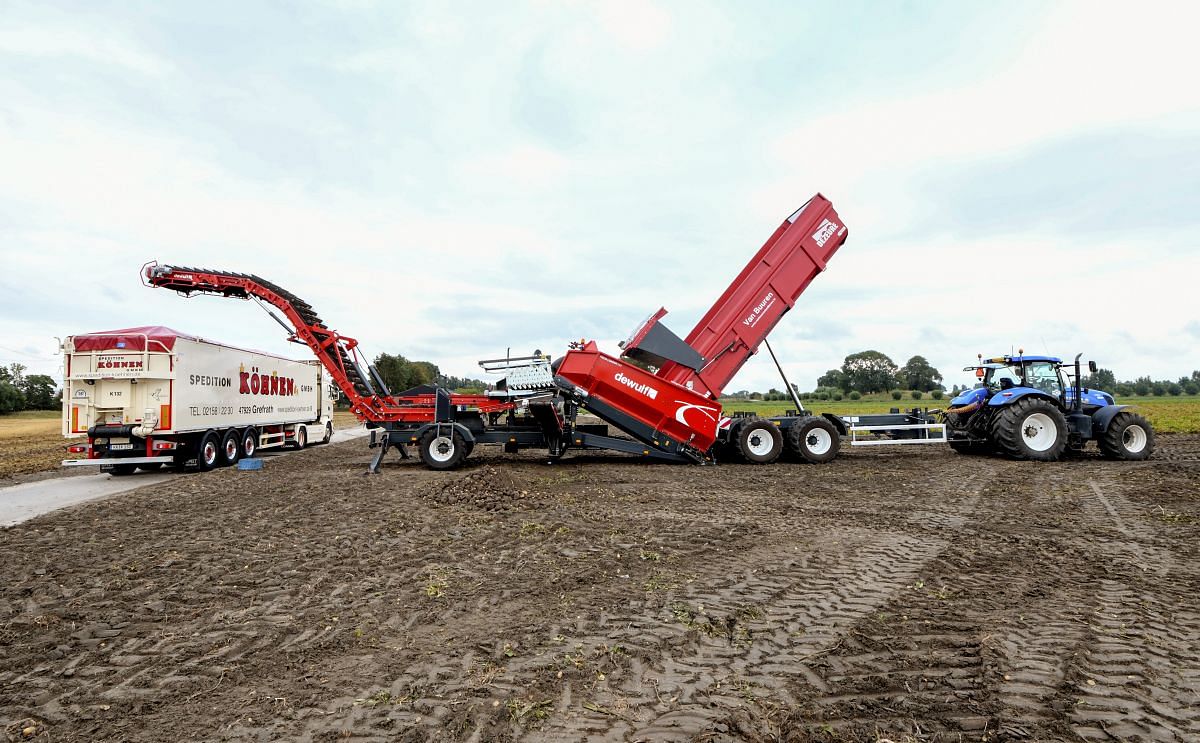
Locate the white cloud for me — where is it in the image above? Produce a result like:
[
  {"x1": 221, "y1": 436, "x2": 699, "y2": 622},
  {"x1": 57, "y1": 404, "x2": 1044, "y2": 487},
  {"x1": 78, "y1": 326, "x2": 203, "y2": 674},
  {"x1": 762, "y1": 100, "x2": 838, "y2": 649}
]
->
[{"x1": 0, "y1": 25, "x2": 171, "y2": 77}]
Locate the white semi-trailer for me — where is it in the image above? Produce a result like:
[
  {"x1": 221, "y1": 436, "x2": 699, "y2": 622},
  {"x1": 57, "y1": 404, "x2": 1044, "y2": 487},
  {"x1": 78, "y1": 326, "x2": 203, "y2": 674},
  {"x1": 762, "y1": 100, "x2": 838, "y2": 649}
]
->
[{"x1": 61, "y1": 326, "x2": 335, "y2": 474}]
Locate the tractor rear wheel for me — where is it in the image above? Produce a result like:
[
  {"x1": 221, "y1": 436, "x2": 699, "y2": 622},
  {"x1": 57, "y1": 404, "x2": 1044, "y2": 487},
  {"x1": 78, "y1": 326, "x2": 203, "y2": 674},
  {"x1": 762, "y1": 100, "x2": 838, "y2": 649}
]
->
[
  {"x1": 734, "y1": 417, "x2": 784, "y2": 464},
  {"x1": 1098, "y1": 411, "x2": 1155, "y2": 460},
  {"x1": 419, "y1": 429, "x2": 467, "y2": 470},
  {"x1": 991, "y1": 397, "x2": 1068, "y2": 461},
  {"x1": 785, "y1": 416, "x2": 840, "y2": 463}
]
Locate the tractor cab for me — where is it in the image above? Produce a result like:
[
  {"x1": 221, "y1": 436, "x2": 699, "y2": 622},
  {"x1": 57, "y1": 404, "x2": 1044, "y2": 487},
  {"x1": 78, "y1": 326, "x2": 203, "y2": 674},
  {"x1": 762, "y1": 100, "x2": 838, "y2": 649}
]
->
[{"x1": 972, "y1": 356, "x2": 1066, "y2": 396}]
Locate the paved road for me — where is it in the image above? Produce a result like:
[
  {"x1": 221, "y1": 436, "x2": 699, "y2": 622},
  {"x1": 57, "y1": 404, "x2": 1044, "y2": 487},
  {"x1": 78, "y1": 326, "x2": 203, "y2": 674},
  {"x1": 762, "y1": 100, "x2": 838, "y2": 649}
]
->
[{"x1": 0, "y1": 426, "x2": 370, "y2": 527}]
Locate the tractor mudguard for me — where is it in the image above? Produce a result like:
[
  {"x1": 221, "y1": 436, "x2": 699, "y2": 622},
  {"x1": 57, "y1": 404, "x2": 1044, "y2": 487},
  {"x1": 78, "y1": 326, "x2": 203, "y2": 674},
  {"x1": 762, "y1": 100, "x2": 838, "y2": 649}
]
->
[
  {"x1": 987, "y1": 388, "x2": 1059, "y2": 408},
  {"x1": 1090, "y1": 405, "x2": 1129, "y2": 433}
]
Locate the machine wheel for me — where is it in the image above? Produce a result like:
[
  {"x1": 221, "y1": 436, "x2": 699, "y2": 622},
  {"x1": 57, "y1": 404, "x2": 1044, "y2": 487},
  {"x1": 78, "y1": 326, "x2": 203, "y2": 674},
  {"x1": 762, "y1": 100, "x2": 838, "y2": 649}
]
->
[
  {"x1": 319, "y1": 422, "x2": 333, "y2": 444},
  {"x1": 419, "y1": 429, "x2": 467, "y2": 470},
  {"x1": 734, "y1": 417, "x2": 784, "y2": 464},
  {"x1": 220, "y1": 429, "x2": 241, "y2": 466},
  {"x1": 241, "y1": 427, "x2": 259, "y2": 458},
  {"x1": 991, "y1": 398, "x2": 1068, "y2": 461},
  {"x1": 109, "y1": 463, "x2": 138, "y2": 476},
  {"x1": 290, "y1": 426, "x2": 308, "y2": 449},
  {"x1": 785, "y1": 416, "x2": 840, "y2": 463},
  {"x1": 137, "y1": 462, "x2": 164, "y2": 472},
  {"x1": 1098, "y1": 411, "x2": 1155, "y2": 460},
  {"x1": 197, "y1": 431, "x2": 221, "y2": 472}
]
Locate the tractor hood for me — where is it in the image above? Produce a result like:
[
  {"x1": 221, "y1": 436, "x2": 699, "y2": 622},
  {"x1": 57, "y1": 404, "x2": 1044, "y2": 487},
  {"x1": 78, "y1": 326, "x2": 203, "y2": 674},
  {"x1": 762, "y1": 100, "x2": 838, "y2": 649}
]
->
[
  {"x1": 950, "y1": 387, "x2": 988, "y2": 407},
  {"x1": 1067, "y1": 387, "x2": 1116, "y2": 407}
]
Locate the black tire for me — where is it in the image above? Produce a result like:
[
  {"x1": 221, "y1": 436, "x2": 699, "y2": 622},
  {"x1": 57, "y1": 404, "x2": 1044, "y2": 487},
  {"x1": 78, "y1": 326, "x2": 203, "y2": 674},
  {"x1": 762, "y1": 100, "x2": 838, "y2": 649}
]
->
[
  {"x1": 991, "y1": 397, "x2": 1068, "y2": 461},
  {"x1": 419, "y1": 429, "x2": 467, "y2": 470},
  {"x1": 137, "y1": 462, "x2": 164, "y2": 472},
  {"x1": 109, "y1": 463, "x2": 138, "y2": 476},
  {"x1": 289, "y1": 426, "x2": 308, "y2": 450},
  {"x1": 197, "y1": 431, "x2": 221, "y2": 472},
  {"x1": 785, "y1": 416, "x2": 841, "y2": 463},
  {"x1": 219, "y1": 429, "x2": 241, "y2": 466},
  {"x1": 320, "y1": 422, "x2": 333, "y2": 444},
  {"x1": 1098, "y1": 411, "x2": 1154, "y2": 460},
  {"x1": 734, "y1": 417, "x2": 784, "y2": 464},
  {"x1": 241, "y1": 428, "x2": 259, "y2": 459}
]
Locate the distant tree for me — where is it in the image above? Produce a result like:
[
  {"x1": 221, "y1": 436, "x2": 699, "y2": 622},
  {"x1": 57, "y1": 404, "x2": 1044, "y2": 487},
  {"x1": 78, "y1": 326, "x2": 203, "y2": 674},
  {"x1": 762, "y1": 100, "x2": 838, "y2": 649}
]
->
[
  {"x1": 1167, "y1": 382, "x2": 1183, "y2": 396},
  {"x1": 1132, "y1": 376, "x2": 1152, "y2": 396},
  {"x1": 1181, "y1": 377, "x2": 1199, "y2": 396},
  {"x1": 1084, "y1": 367, "x2": 1117, "y2": 391},
  {"x1": 373, "y1": 353, "x2": 429, "y2": 393},
  {"x1": 931, "y1": 389, "x2": 944, "y2": 400},
  {"x1": 19, "y1": 374, "x2": 57, "y2": 409},
  {"x1": 1151, "y1": 380, "x2": 1166, "y2": 396},
  {"x1": 816, "y1": 369, "x2": 847, "y2": 391},
  {"x1": 848, "y1": 390, "x2": 861, "y2": 400},
  {"x1": 0, "y1": 381, "x2": 22, "y2": 414},
  {"x1": 891, "y1": 389, "x2": 903, "y2": 400},
  {"x1": 840, "y1": 351, "x2": 899, "y2": 394},
  {"x1": 911, "y1": 390, "x2": 923, "y2": 400},
  {"x1": 899, "y1": 355, "x2": 943, "y2": 392}
]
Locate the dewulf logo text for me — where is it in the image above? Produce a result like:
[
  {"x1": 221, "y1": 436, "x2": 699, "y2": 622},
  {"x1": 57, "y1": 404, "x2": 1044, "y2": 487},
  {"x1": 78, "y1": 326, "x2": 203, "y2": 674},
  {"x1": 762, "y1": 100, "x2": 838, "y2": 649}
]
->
[
  {"x1": 812, "y1": 218, "x2": 838, "y2": 247},
  {"x1": 743, "y1": 291, "x2": 776, "y2": 328},
  {"x1": 614, "y1": 372, "x2": 658, "y2": 400}
]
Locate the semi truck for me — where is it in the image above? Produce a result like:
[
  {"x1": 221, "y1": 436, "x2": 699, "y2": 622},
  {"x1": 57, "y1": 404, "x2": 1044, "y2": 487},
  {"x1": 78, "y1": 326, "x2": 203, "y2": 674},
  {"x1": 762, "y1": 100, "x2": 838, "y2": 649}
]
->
[{"x1": 61, "y1": 326, "x2": 336, "y2": 474}]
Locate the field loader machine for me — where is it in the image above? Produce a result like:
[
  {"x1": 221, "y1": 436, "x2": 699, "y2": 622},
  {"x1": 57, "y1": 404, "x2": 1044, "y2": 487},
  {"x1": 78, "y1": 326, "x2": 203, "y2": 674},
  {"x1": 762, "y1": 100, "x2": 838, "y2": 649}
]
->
[{"x1": 145, "y1": 194, "x2": 887, "y2": 471}]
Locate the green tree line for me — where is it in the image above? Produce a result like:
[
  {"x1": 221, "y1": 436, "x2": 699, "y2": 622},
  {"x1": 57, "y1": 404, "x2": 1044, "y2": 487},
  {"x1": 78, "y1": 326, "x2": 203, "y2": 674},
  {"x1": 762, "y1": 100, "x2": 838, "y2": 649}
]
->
[
  {"x1": 371, "y1": 353, "x2": 490, "y2": 396},
  {"x1": 0, "y1": 363, "x2": 59, "y2": 414}
]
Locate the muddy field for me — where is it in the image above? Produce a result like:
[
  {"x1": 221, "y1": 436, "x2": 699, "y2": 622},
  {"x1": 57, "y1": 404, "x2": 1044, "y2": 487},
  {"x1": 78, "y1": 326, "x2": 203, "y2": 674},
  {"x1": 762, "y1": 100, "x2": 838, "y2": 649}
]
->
[{"x1": 2, "y1": 436, "x2": 1198, "y2": 742}]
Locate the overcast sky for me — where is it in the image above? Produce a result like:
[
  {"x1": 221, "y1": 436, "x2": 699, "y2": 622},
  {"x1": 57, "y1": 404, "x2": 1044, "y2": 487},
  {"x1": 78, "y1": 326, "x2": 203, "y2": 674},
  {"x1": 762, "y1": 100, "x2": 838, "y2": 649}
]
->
[{"x1": 2, "y1": 1, "x2": 1198, "y2": 393}]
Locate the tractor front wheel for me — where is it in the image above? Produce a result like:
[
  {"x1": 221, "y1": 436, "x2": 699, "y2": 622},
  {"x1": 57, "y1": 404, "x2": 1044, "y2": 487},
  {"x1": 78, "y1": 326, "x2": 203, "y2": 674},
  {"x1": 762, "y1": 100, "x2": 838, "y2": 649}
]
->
[
  {"x1": 1098, "y1": 411, "x2": 1155, "y2": 460},
  {"x1": 991, "y1": 398, "x2": 1068, "y2": 461},
  {"x1": 785, "y1": 416, "x2": 840, "y2": 463}
]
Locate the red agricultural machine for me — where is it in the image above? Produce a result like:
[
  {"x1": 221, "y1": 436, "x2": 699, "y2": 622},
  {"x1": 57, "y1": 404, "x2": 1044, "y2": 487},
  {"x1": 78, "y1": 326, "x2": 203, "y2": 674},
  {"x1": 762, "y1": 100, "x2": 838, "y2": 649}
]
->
[{"x1": 146, "y1": 194, "x2": 859, "y2": 472}]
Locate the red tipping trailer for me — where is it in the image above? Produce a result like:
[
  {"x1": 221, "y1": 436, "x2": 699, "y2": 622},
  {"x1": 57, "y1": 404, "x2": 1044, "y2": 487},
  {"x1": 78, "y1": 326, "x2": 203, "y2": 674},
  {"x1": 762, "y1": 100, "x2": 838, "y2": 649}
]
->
[{"x1": 146, "y1": 193, "x2": 850, "y2": 470}]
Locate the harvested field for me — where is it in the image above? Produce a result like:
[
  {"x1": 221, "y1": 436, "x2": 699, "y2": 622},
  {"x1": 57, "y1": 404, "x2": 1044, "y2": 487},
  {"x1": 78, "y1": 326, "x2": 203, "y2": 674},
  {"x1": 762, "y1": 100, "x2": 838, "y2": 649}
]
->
[
  {"x1": 0, "y1": 412, "x2": 68, "y2": 480},
  {"x1": 2, "y1": 437, "x2": 1199, "y2": 741}
]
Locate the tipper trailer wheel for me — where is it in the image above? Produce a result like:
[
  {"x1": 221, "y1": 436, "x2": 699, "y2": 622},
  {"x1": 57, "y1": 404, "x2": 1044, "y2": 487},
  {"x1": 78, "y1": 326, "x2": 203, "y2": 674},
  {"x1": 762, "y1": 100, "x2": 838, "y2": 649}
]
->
[
  {"x1": 419, "y1": 429, "x2": 467, "y2": 470},
  {"x1": 734, "y1": 417, "x2": 784, "y2": 464},
  {"x1": 220, "y1": 429, "x2": 241, "y2": 466},
  {"x1": 1098, "y1": 411, "x2": 1155, "y2": 460},
  {"x1": 197, "y1": 431, "x2": 221, "y2": 471},
  {"x1": 991, "y1": 397, "x2": 1068, "y2": 461},
  {"x1": 786, "y1": 416, "x2": 841, "y2": 463}
]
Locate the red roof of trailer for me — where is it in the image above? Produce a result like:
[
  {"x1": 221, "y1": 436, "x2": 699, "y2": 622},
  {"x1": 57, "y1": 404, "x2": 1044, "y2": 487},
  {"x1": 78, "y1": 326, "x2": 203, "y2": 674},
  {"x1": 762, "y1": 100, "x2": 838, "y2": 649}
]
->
[{"x1": 70, "y1": 326, "x2": 199, "y2": 352}]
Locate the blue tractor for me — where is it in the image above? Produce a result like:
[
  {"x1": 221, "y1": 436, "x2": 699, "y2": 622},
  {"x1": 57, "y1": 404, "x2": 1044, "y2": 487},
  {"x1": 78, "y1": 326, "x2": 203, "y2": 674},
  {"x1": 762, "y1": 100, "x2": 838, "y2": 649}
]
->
[{"x1": 943, "y1": 352, "x2": 1154, "y2": 461}]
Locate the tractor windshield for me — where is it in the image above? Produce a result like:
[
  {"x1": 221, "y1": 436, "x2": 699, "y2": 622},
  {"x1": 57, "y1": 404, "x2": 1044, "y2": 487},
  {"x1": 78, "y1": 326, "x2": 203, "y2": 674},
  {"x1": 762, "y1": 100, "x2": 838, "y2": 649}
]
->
[
  {"x1": 984, "y1": 365, "x2": 1022, "y2": 389},
  {"x1": 1025, "y1": 361, "x2": 1064, "y2": 396}
]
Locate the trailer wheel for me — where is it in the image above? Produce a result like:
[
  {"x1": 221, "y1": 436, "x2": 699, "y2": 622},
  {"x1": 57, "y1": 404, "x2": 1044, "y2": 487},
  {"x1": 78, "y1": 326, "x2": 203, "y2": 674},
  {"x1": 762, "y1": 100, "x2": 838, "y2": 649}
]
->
[
  {"x1": 109, "y1": 463, "x2": 138, "y2": 476},
  {"x1": 786, "y1": 416, "x2": 841, "y2": 463},
  {"x1": 197, "y1": 431, "x2": 221, "y2": 471},
  {"x1": 991, "y1": 397, "x2": 1068, "y2": 461},
  {"x1": 241, "y1": 428, "x2": 259, "y2": 458},
  {"x1": 1098, "y1": 411, "x2": 1155, "y2": 460},
  {"x1": 220, "y1": 429, "x2": 241, "y2": 466},
  {"x1": 734, "y1": 417, "x2": 784, "y2": 464},
  {"x1": 419, "y1": 429, "x2": 467, "y2": 470}
]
